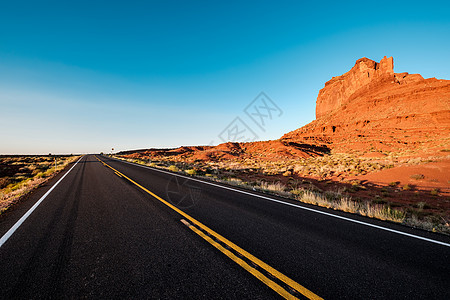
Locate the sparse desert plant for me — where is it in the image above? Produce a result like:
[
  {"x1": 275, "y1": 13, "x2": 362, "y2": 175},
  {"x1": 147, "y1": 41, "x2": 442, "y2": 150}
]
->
[
  {"x1": 359, "y1": 203, "x2": 405, "y2": 223},
  {"x1": 410, "y1": 174, "x2": 425, "y2": 180},
  {"x1": 430, "y1": 188, "x2": 439, "y2": 196},
  {"x1": 404, "y1": 214, "x2": 440, "y2": 232},
  {"x1": 226, "y1": 177, "x2": 243, "y2": 184},
  {"x1": 416, "y1": 202, "x2": 431, "y2": 210},
  {"x1": 259, "y1": 181, "x2": 286, "y2": 193},
  {"x1": 402, "y1": 184, "x2": 411, "y2": 191},
  {"x1": 381, "y1": 190, "x2": 390, "y2": 198},
  {"x1": 282, "y1": 170, "x2": 292, "y2": 177},
  {"x1": 290, "y1": 188, "x2": 303, "y2": 196},
  {"x1": 185, "y1": 169, "x2": 197, "y2": 175},
  {"x1": 324, "y1": 189, "x2": 344, "y2": 201},
  {"x1": 168, "y1": 165, "x2": 179, "y2": 172},
  {"x1": 0, "y1": 178, "x2": 10, "y2": 189},
  {"x1": 297, "y1": 190, "x2": 331, "y2": 207},
  {"x1": 338, "y1": 197, "x2": 360, "y2": 213}
]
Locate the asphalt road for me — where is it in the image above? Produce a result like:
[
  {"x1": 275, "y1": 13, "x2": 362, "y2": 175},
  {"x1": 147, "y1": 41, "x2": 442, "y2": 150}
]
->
[{"x1": 0, "y1": 154, "x2": 449, "y2": 299}]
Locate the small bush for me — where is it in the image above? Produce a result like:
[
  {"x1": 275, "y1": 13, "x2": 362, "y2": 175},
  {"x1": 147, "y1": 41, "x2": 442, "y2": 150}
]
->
[
  {"x1": 259, "y1": 181, "x2": 286, "y2": 193},
  {"x1": 43, "y1": 169, "x2": 53, "y2": 177},
  {"x1": 0, "y1": 178, "x2": 10, "y2": 189},
  {"x1": 416, "y1": 202, "x2": 430, "y2": 210},
  {"x1": 185, "y1": 169, "x2": 197, "y2": 175},
  {"x1": 282, "y1": 170, "x2": 292, "y2": 177},
  {"x1": 430, "y1": 188, "x2": 439, "y2": 196},
  {"x1": 402, "y1": 184, "x2": 411, "y2": 191},
  {"x1": 168, "y1": 165, "x2": 179, "y2": 172},
  {"x1": 290, "y1": 188, "x2": 303, "y2": 196},
  {"x1": 410, "y1": 174, "x2": 425, "y2": 180},
  {"x1": 381, "y1": 191, "x2": 390, "y2": 198}
]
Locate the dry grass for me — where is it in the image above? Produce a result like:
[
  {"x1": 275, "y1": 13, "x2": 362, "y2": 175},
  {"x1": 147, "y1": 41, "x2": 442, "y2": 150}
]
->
[
  {"x1": 297, "y1": 190, "x2": 405, "y2": 222},
  {"x1": 114, "y1": 155, "x2": 446, "y2": 234},
  {"x1": 259, "y1": 181, "x2": 286, "y2": 193},
  {"x1": 359, "y1": 204, "x2": 406, "y2": 222},
  {"x1": 0, "y1": 155, "x2": 80, "y2": 214}
]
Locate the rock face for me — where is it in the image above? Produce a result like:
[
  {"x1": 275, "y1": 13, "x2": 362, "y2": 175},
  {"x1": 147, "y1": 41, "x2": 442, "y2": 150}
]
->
[
  {"x1": 316, "y1": 56, "x2": 424, "y2": 119},
  {"x1": 282, "y1": 56, "x2": 450, "y2": 153}
]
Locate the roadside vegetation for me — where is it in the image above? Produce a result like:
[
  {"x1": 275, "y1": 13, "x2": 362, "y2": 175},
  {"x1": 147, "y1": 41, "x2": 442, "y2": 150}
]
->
[
  {"x1": 113, "y1": 155, "x2": 449, "y2": 235},
  {"x1": 0, "y1": 155, "x2": 80, "y2": 214}
]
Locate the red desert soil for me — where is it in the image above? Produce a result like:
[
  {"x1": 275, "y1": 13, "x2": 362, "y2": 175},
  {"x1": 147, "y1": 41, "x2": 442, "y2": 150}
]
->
[{"x1": 358, "y1": 160, "x2": 449, "y2": 190}]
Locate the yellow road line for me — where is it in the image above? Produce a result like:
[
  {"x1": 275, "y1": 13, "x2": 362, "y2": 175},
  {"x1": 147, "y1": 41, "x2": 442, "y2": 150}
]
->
[
  {"x1": 95, "y1": 156, "x2": 323, "y2": 300},
  {"x1": 186, "y1": 221, "x2": 298, "y2": 299}
]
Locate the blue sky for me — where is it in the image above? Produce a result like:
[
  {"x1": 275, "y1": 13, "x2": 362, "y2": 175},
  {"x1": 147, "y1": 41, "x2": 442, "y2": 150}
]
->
[{"x1": 1, "y1": 1, "x2": 449, "y2": 154}]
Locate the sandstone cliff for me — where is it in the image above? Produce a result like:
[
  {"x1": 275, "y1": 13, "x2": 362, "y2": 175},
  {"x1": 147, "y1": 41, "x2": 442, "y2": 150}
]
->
[{"x1": 282, "y1": 56, "x2": 450, "y2": 153}]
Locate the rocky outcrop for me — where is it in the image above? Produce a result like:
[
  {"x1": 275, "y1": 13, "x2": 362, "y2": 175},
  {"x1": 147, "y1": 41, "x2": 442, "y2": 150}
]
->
[
  {"x1": 283, "y1": 57, "x2": 450, "y2": 153},
  {"x1": 315, "y1": 56, "x2": 426, "y2": 119}
]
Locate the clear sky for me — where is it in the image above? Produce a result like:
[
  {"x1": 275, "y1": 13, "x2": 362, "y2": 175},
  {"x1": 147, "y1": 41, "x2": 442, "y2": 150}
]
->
[{"x1": 1, "y1": 0, "x2": 449, "y2": 154}]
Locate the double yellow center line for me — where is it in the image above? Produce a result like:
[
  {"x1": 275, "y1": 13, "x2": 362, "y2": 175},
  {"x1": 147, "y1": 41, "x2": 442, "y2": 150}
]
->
[{"x1": 95, "y1": 156, "x2": 323, "y2": 300}]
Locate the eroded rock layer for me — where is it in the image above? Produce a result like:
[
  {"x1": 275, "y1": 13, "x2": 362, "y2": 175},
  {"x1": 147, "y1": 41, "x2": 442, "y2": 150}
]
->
[{"x1": 282, "y1": 56, "x2": 450, "y2": 153}]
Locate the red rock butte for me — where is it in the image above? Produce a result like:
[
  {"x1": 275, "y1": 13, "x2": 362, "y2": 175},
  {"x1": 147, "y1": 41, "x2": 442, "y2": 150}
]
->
[
  {"x1": 281, "y1": 56, "x2": 450, "y2": 153},
  {"x1": 123, "y1": 56, "x2": 450, "y2": 161}
]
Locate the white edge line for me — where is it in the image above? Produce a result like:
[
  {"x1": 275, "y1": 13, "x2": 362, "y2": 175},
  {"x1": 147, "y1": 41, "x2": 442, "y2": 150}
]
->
[
  {"x1": 0, "y1": 156, "x2": 83, "y2": 248},
  {"x1": 110, "y1": 156, "x2": 450, "y2": 248}
]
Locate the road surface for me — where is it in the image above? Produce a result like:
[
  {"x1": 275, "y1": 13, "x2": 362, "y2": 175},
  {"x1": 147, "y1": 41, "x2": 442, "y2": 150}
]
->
[{"x1": 0, "y1": 155, "x2": 449, "y2": 299}]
